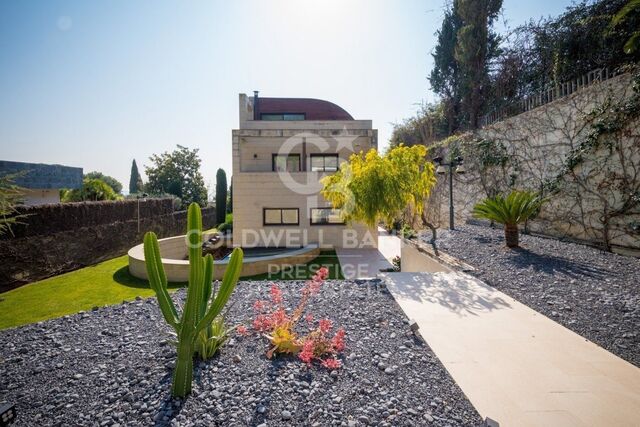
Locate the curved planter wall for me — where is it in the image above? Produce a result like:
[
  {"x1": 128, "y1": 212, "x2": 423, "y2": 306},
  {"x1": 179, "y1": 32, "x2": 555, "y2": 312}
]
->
[{"x1": 128, "y1": 234, "x2": 320, "y2": 282}]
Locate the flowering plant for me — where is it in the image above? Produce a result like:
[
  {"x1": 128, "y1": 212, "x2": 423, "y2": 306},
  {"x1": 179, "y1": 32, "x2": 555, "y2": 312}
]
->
[{"x1": 245, "y1": 267, "x2": 345, "y2": 369}]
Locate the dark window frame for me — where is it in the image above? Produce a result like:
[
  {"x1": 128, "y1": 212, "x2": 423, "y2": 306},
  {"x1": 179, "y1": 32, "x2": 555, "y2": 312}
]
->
[
  {"x1": 309, "y1": 154, "x2": 340, "y2": 172},
  {"x1": 309, "y1": 207, "x2": 345, "y2": 226},
  {"x1": 260, "y1": 113, "x2": 306, "y2": 121},
  {"x1": 263, "y1": 208, "x2": 300, "y2": 226},
  {"x1": 272, "y1": 153, "x2": 301, "y2": 172}
]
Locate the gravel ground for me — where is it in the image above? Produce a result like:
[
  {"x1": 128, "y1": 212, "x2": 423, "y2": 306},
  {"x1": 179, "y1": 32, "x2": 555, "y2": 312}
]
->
[
  {"x1": 0, "y1": 280, "x2": 483, "y2": 427},
  {"x1": 428, "y1": 224, "x2": 639, "y2": 367}
]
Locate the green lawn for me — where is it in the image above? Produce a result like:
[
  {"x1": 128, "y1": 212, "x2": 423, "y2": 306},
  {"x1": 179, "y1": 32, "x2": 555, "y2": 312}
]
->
[
  {"x1": 0, "y1": 250, "x2": 343, "y2": 330},
  {"x1": 0, "y1": 256, "x2": 185, "y2": 330},
  {"x1": 244, "y1": 250, "x2": 344, "y2": 281}
]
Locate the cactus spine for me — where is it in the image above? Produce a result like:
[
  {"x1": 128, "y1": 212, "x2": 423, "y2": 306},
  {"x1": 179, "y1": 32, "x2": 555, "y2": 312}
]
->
[{"x1": 143, "y1": 202, "x2": 243, "y2": 397}]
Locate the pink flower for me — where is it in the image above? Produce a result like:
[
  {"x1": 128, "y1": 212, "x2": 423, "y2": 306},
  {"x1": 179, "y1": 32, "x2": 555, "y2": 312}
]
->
[
  {"x1": 316, "y1": 267, "x2": 329, "y2": 280},
  {"x1": 236, "y1": 325, "x2": 249, "y2": 336},
  {"x1": 307, "y1": 280, "x2": 321, "y2": 295},
  {"x1": 270, "y1": 308, "x2": 288, "y2": 326},
  {"x1": 331, "y1": 328, "x2": 346, "y2": 352},
  {"x1": 298, "y1": 340, "x2": 315, "y2": 364},
  {"x1": 270, "y1": 284, "x2": 283, "y2": 305},
  {"x1": 321, "y1": 358, "x2": 342, "y2": 370},
  {"x1": 318, "y1": 319, "x2": 333, "y2": 334},
  {"x1": 253, "y1": 314, "x2": 271, "y2": 332},
  {"x1": 253, "y1": 300, "x2": 266, "y2": 312}
]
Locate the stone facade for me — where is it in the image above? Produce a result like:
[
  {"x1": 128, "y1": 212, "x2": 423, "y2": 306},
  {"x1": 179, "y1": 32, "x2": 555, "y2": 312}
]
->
[{"x1": 232, "y1": 93, "x2": 379, "y2": 249}]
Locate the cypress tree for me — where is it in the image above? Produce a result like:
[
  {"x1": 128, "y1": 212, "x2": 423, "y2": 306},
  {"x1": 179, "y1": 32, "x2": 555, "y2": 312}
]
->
[
  {"x1": 129, "y1": 159, "x2": 143, "y2": 194},
  {"x1": 215, "y1": 168, "x2": 227, "y2": 224}
]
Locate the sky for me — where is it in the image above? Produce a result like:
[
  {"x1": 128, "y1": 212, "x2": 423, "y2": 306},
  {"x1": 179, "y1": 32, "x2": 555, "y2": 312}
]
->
[{"x1": 0, "y1": 0, "x2": 575, "y2": 196}]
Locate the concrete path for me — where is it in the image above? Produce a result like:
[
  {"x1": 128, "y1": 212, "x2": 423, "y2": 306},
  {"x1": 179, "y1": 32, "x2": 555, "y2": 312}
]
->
[
  {"x1": 382, "y1": 271, "x2": 640, "y2": 427},
  {"x1": 336, "y1": 228, "x2": 400, "y2": 279}
]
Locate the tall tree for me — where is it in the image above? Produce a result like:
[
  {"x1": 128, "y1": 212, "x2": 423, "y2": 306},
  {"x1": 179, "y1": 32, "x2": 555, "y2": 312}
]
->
[
  {"x1": 227, "y1": 178, "x2": 233, "y2": 213},
  {"x1": 129, "y1": 159, "x2": 143, "y2": 194},
  {"x1": 84, "y1": 171, "x2": 122, "y2": 194},
  {"x1": 429, "y1": 5, "x2": 463, "y2": 134},
  {"x1": 454, "y1": 0, "x2": 502, "y2": 129},
  {"x1": 145, "y1": 145, "x2": 208, "y2": 209},
  {"x1": 215, "y1": 168, "x2": 227, "y2": 224}
]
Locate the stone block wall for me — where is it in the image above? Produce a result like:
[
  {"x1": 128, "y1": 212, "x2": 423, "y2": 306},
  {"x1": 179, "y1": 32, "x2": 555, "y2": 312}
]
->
[{"x1": 424, "y1": 72, "x2": 640, "y2": 255}]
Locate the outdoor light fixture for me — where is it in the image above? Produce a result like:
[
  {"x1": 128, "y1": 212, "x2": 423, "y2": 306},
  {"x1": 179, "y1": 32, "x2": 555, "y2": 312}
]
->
[
  {"x1": 433, "y1": 156, "x2": 464, "y2": 230},
  {"x1": 0, "y1": 403, "x2": 16, "y2": 426}
]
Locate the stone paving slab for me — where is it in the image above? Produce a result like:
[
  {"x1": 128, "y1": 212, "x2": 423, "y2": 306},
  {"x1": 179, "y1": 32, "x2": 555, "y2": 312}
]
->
[{"x1": 382, "y1": 271, "x2": 640, "y2": 427}]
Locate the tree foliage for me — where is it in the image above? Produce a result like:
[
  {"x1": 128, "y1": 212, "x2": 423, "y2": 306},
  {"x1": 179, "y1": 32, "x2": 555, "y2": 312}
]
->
[
  {"x1": 472, "y1": 190, "x2": 544, "y2": 247},
  {"x1": 61, "y1": 178, "x2": 121, "y2": 202},
  {"x1": 129, "y1": 159, "x2": 143, "y2": 194},
  {"x1": 611, "y1": 0, "x2": 640, "y2": 53},
  {"x1": 215, "y1": 168, "x2": 228, "y2": 224},
  {"x1": 454, "y1": 0, "x2": 503, "y2": 129},
  {"x1": 145, "y1": 145, "x2": 208, "y2": 209},
  {"x1": 320, "y1": 145, "x2": 436, "y2": 228},
  {"x1": 0, "y1": 174, "x2": 25, "y2": 236},
  {"x1": 430, "y1": 6, "x2": 462, "y2": 133},
  {"x1": 84, "y1": 171, "x2": 122, "y2": 194}
]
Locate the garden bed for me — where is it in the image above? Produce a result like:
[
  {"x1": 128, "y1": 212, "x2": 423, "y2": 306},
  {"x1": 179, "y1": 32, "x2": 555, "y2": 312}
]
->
[
  {"x1": 0, "y1": 280, "x2": 483, "y2": 426},
  {"x1": 428, "y1": 224, "x2": 640, "y2": 367}
]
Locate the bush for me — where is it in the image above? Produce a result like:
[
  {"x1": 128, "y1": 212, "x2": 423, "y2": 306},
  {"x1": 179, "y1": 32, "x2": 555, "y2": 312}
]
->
[
  {"x1": 61, "y1": 178, "x2": 122, "y2": 202},
  {"x1": 472, "y1": 190, "x2": 544, "y2": 248}
]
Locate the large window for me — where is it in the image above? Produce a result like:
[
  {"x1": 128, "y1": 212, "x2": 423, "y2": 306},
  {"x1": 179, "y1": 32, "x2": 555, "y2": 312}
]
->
[
  {"x1": 272, "y1": 154, "x2": 301, "y2": 172},
  {"x1": 263, "y1": 208, "x2": 299, "y2": 225},
  {"x1": 261, "y1": 113, "x2": 305, "y2": 121},
  {"x1": 310, "y1": 154, "x2": 339, "y2": 172},
  {"x1": 310, "y1": 208, "x2": 344, "y2": 225}
]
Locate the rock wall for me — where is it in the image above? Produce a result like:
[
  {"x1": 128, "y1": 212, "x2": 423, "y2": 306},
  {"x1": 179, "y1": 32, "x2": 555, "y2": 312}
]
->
[
  {"x1": 0, "y1": 199, "x2": 216, "y2": 291},
  {"x1": 425, "y1": 72, "x2": 640, "y2": 255}
]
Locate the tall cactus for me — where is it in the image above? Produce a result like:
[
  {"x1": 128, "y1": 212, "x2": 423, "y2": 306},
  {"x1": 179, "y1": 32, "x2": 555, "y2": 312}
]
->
[{"x1": 144, "y1": 203, "x2": 243, "y2": 397}]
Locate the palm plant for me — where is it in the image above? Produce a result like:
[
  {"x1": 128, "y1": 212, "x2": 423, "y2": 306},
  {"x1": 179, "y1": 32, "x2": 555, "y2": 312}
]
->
[
  {"x1": 144, "y1": 202, "x2": 243, "y2": 397},
  {"x1": 472, "y1": 190, "x2": 544, "y2": 248}
]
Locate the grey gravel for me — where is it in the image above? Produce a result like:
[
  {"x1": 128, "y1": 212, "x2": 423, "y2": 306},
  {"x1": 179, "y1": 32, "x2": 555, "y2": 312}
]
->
[
  {"x1": 428, "y1": 223, "x2": 640, "y2": 366},
  {"x1": 0, "y1": 280, "x2": 483, "y2": 426}
]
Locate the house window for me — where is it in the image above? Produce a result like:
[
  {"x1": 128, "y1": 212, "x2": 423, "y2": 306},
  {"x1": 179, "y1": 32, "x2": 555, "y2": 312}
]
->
[
  {"x1": 263, "y1": 208, "x2": 299, "y2": 225},
  {"x1": 310, "y1": 208, "x2": 344, "y2": 225},
  {"x1": 272, "y1": 154, "x2": 301, "y2": 172},
  {"x1": 310, "y1": 154, "x2": 339, "y2": 172},
  {"x1": 261, "y1": 113, "x2": 306, "y2": 121}
]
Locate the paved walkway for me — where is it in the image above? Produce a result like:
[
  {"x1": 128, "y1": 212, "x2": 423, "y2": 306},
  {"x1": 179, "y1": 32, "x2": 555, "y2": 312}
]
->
[
  {"x1": 335, "y1": 228, "x2": 400, "y2": 279},
  {"x1": 382, "y1": 271, "x2": 640, "y2": 426}
]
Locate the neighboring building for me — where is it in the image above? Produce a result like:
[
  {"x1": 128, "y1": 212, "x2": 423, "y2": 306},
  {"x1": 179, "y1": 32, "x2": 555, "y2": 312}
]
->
[
  {"x1": 232, "y1": 92, "x2": 378, "y2": 249},
  {"x1": 0, "y1": 160, "x2": 83, "y2": 206}
]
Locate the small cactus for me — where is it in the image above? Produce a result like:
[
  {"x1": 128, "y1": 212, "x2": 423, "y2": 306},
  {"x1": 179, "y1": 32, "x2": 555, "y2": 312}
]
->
[{"x1": 143, "y1": 202, "x2": 243, "y2": 397}]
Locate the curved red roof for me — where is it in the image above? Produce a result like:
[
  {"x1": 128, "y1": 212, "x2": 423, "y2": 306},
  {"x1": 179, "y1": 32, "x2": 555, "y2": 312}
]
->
[{"x1": 258, "y1": 97, "x2": 354, "y2": 120}]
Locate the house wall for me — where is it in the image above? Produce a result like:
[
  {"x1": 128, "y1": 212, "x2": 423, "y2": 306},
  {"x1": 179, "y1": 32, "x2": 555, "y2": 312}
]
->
[
  {"x1": 233, "y1": 94, "x2": 379, "y2": 249},
  {"x1": 20, "y1": 189, "x2": 60, "y2": 205}
]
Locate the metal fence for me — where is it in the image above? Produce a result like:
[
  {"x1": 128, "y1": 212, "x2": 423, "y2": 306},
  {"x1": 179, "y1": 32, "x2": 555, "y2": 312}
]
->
[{"x1": 480, "y1": 67, "x2": 617, "y2": 127}]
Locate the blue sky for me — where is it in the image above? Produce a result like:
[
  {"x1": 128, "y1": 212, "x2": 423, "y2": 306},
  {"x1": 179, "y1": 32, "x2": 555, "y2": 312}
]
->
[{"x1": 0, "y1": 0, "x2": 574, "y2": 195}]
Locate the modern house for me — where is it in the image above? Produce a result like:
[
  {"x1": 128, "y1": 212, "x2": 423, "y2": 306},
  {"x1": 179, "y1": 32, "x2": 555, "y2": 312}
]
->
[
  {"x1": 232, "y1": 92, "x2": 378, "y2": 249},
  {"x1": 0, "y1": 160, "x2": 83, "y2": 205}
]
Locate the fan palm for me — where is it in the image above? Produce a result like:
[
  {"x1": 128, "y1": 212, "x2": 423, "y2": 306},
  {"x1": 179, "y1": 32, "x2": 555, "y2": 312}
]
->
[{"x1": 472, "y1": 190, "x2": 544, "y2": 248}]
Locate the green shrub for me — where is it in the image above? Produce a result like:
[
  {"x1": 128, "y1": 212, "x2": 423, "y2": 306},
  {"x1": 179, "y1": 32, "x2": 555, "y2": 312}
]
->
[{"x1": 472, "y1": 190, "x2": 544, "y2": 248}]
